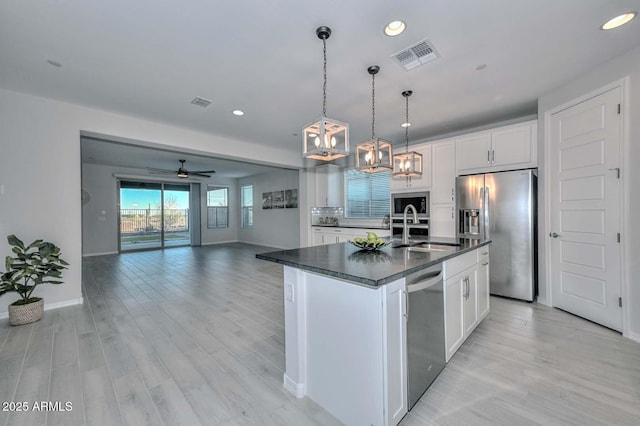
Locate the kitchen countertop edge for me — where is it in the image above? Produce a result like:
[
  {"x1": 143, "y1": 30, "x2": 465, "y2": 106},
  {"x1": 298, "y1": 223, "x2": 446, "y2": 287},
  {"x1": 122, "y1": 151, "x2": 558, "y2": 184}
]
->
[{"x1": 256, "y1": 239, "x2": 491, "y2": 287}]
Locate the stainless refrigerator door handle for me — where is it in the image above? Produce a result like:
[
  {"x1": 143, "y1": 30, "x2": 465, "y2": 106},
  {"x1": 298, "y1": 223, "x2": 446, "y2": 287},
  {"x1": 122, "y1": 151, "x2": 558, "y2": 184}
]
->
[{"x1": 484, "y1": 186, "x2": 490, "y2": 239}]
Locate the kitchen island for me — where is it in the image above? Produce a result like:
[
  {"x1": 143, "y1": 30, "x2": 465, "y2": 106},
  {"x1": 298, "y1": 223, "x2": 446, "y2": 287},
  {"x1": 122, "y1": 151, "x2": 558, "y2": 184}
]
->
[{"x1": 257, "y1": 238, "x2": 491, "y2": 426}]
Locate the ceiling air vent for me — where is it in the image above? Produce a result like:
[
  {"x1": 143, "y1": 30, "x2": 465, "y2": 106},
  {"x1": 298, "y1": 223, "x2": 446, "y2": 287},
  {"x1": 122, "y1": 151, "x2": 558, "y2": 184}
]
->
[
  {"x1": 392, "y1": 38, "x2": 440, "y2": 71},
  {"x1": 190, "y1": 96, "x2": 212, "y2": 108}
]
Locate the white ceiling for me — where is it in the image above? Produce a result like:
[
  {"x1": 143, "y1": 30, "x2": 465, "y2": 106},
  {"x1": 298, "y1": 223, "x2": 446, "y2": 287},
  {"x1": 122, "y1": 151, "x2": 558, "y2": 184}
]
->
[{"x1": 2, "y1": 1, "x2": 640, "y2": 165}]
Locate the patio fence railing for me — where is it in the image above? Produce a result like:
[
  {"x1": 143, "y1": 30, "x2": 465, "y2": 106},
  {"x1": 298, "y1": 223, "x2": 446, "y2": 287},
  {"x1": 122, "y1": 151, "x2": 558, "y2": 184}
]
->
[{"x1": 120, "y1": 208, "x2": 189, "y2": 234}]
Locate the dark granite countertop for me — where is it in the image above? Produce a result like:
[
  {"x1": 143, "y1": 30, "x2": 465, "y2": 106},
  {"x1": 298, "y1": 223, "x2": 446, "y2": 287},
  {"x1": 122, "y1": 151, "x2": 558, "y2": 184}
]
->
[{"x1": 256, "y1": 238, "x2": 491, "y2": 287}]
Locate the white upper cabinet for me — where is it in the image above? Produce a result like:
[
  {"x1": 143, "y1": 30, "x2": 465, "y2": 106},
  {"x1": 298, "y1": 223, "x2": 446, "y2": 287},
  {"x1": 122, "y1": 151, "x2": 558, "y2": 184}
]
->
[
  {"x1": 431, "y1": 140, "x2": 456, "y2": 204},
  {"x1": 390, "y1": 144, "x2": 432, "y2": 192},
  {"x1": 456, "y1": 133, "x2": 492, "y2": 172},
  {"x1": 455, "y1": 120, "x2": 537, "y2": 175},
  {"x1": 315, "y1": 164, "x2": 342, "y2": 207}
]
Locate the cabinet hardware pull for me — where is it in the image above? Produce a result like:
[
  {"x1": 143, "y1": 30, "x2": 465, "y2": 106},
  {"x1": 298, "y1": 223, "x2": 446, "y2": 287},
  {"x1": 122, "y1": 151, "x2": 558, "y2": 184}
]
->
[
  {"x1": 481, "y1": 262, "x2": 489, "y2": 266},
  {"x1": 487, "y1": 150, "x2": 490, "y2": 164},
  {"x1": 491, "y1": 150, "x2": 495, "y2": 163}
]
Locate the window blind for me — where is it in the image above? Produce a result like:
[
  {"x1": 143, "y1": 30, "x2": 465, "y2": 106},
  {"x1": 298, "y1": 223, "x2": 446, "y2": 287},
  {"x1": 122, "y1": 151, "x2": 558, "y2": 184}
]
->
[{"x1": 344, "y1": 169, "x2": 390, "y2": 218}]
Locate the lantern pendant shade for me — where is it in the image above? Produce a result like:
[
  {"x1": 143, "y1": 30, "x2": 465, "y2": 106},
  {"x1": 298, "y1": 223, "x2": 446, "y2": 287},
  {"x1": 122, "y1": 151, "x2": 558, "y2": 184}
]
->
[
  {"x1": 303, "y1": 116, "x2": 349, "y2": 161},
  {"x1": 392, "y1": 151, "x2": 423, "y2": 177},
  {"x1": 356, "y1": 138, "x2": 393, "y2": 173}
]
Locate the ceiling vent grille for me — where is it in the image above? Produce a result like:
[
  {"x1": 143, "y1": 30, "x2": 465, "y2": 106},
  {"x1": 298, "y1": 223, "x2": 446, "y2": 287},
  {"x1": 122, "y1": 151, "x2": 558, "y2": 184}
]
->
[
  {"x1": 392, "y1": 38, "x2": 440, "y2": 71},
  {"x1": 190, "y1": 96, "x2": 212, "y2": 107}
]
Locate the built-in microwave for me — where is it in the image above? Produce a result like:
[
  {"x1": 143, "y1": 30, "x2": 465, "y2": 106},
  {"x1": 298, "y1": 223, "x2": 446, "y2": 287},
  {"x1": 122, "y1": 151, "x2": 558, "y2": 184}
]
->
[
  {"x1": 391, "y1": 191, "x2": 429, "y2": 217},
  {"x1": 391, "y1": 191, "x2": 430, "y2": 239}
]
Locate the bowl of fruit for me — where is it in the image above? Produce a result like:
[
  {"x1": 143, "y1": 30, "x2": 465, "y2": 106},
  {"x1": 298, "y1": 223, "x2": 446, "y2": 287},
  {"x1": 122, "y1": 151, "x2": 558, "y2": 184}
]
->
[{"x1": 349, "y1": 232, "x2": 390, "y2": 251}]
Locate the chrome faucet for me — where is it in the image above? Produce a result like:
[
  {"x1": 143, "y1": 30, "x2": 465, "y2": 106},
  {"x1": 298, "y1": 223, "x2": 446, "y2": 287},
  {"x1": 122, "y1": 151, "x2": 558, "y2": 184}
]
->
[{"x1": 403, "y1": 204, "x2": 418, "y2": 245}]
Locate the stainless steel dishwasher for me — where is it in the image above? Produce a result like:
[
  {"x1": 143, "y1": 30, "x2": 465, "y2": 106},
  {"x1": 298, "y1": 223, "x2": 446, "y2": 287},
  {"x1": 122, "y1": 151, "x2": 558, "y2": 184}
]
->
[{"x1": 406, "y1": 264, "x2": 446, "y2": 410}]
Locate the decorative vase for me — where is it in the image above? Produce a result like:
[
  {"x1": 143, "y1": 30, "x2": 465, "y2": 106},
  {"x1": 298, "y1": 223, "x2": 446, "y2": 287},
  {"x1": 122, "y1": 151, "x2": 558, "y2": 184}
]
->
[{"x1": 8, "y1": 297, "x2": 44, "y2": 326}]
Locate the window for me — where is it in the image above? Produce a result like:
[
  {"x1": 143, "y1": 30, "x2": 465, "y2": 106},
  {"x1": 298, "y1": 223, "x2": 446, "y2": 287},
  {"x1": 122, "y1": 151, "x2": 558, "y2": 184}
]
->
[
  {"x1": 241, "y1": 185, "x2": 253, "y2": 228},
  {"x1": 344, "y1": 169, "x2": 390, "y2": 218},
  {"x1": 207, "y1": 186, "x2": 228, "y2": 228}
]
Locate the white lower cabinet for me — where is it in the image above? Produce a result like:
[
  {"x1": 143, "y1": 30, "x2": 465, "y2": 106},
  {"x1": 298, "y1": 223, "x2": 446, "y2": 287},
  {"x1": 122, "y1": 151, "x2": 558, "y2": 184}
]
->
[
  {"x1": 443, "y1": 247, "x2": 490, "y2": 362},
  {"x1": 284, "y1": 267, "x2": 406, "y2": 425},
  {"x1": 444, "y1": 272, "x2": 464, "y2": 361},
  {"x1": 385, "y1": 279, "x2": 408, "y2": 425},
  {"x1": 462, "y1": 268, "x2": 478, "y2": 337},
  {"x1": 477, "y1": 250, "x2": 490, "y2": 320},
  {"x1": 311, "y1": 227, "x2": 390, "y2": 246}
]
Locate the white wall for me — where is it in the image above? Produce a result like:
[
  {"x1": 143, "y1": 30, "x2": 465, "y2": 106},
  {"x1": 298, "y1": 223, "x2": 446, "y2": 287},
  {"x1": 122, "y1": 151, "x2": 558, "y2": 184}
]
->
[
  {"x1": 81, "y1": 163, "x2": 119, "y2": 255},
  {"x1": 238, "y1": 170, "x2": 300, "y2": 249},
  {"x1": 537, "y1": 45, "x2": 640, "y2": 341},
  {"x1": 81, "y1": 163, "x2": 240, "y2": 256},
  {"x1": 0, "y1": 88, "x2": 303, "y2": 317}
]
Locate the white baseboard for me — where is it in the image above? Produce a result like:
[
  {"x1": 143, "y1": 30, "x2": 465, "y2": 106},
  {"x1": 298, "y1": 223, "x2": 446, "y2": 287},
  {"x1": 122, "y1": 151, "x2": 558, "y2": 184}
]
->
[
  {"x1": 82, "y1": 251, "x2": 118, "y2": 257},
  {"x1": 0, "y1": 297, "x2": 84, "y2": 319},
  {"x1": 536, "y1": 297, "x2": 550, "y2": 306},
  {"x1": 201, "y1": 240, "x2": 239, "y2": 246},
  {"x1": 625, "y1": 330, "x2": 640, "y2": 343},
  {"x1": 283, "y1": 373, "x2": 305, "y2": 399}
]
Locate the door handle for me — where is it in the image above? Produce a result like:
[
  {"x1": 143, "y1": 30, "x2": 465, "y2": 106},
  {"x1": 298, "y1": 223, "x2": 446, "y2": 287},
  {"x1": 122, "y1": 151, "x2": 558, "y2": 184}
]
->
[
  {"x1": 487, "y1": 150, "x2": 491, "y2": 164},
  {"x1": 609, "y1": 167, "x2": 620, "y2": 179},
  {"x1": 549, "y1": 232, "x2": 560, "y2": 238}
]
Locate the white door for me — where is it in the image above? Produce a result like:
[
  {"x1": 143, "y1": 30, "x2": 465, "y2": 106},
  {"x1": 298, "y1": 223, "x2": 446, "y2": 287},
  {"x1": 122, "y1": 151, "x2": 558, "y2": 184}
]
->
[{"x1": 548, "y1": 86, "x2": 622, "y2": 331}]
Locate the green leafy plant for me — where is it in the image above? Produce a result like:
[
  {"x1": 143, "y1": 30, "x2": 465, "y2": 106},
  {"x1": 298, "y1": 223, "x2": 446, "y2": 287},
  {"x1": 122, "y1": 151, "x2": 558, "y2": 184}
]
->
[{"x1": 0, "y1": 235, "x2": 68, "y2": 305}]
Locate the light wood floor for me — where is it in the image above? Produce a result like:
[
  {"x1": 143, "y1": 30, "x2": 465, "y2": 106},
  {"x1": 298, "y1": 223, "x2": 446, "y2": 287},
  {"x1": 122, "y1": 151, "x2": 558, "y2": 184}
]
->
[{"x1": 0, "y1": 243, "x2": 638, "y2": 426}]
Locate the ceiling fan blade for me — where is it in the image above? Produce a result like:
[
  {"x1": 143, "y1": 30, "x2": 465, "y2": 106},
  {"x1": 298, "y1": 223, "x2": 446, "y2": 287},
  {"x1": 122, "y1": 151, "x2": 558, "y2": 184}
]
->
[
  {"x1": 191, "y1": 172, "x2": 212, "y2": 178},
  {"x1": 192, "y1": 169, "x2": 216, "y2": 174}
]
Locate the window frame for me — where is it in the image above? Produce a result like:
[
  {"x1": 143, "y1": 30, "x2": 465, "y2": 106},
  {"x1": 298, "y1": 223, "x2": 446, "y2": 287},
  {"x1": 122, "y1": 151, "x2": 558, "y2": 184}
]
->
[
  {"x1": 206, "y1": 185, "x2": 229, "y2": 229},
  {"x1": 241, "y1": 184, "x2": 253, "y2": 229}
]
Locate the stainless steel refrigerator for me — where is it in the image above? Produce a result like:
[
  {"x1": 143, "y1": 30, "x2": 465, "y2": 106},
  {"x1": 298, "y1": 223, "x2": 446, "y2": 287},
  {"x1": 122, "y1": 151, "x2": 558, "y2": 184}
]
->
[{"x1": 456, "y1": 169, "x2": 537, "y2": 301}]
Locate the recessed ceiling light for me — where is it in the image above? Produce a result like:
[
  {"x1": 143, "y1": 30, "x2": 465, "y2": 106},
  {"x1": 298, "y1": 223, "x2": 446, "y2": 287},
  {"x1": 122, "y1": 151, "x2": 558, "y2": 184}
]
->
[
  {"x1": 46, "y1": 59, "x2": 62, "y2": 68},
  {"x1": 401, "y1": 122, "x2": 411, "y2": 128},
  {"x1": 232, "y1": 109, "x2": 244, "y2": 116},
  {"x1": 384, "y1": 20, "x2": 406, "y2": 37},
  {"x1": 600, "y1": 12, "x2": 637, "y2": 30}
]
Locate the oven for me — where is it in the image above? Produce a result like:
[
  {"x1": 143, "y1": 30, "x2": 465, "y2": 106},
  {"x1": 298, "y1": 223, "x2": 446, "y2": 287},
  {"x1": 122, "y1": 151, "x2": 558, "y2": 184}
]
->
[{"x1": 391, "y1": 191, "x2": 430, "y2": 239}]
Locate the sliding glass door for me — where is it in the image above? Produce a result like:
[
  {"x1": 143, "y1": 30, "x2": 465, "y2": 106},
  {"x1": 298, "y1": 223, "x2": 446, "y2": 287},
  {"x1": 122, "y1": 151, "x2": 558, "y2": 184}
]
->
[
  {"x1": 119, "y1": 180, "x2": 191, "y2": 252},
  {"x1": 162, "y1": 184, "x2": 190, "y2": 247}
]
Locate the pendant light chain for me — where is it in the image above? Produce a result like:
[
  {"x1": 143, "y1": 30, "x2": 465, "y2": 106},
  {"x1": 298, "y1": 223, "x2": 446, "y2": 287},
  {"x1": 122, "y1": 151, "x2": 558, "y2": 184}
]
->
[
  {"x1": 322, "y1": 37, "x2": 327, "y2": 117},
  {"x1": 371, "y1": 71, "x2": 376, "y2": 139},
  {"x1": 405, "y1": 94, "x2": 410, "y2": 152}
]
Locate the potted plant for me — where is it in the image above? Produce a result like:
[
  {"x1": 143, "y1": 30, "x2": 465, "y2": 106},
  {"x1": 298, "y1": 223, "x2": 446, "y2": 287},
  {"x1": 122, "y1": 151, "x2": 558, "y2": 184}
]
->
[{"x1": 0, "y1": 235, "x2": 68, "y2": 325}]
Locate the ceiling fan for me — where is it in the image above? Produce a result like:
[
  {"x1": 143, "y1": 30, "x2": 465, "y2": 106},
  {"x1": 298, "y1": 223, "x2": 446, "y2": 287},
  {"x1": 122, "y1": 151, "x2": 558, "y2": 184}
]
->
[{"x1": 147, "y1": 159, "x2": 216, "y2": 178}]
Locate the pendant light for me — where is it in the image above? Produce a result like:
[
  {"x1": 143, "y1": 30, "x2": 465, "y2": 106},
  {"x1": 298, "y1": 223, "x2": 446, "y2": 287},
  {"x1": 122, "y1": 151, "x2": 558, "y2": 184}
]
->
[
  {"x1": 392, "y1": 90, "x2": 423, "y2": 178},
  {"x1": 303, "y1": 26, "x2": 349, "y2": 161},
  {"x1": 356, "y1": 65, "x2": 393, "y2": 173}
]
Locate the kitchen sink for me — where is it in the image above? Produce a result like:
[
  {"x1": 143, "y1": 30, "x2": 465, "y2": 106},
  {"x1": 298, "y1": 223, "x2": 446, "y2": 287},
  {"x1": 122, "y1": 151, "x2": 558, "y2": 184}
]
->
[
  {"x1": 407, "y1": 244, "x2": 456, "y2": 253},
  {"x1": 391, "y1": 239, "x2": 461, "y2": 250}
]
